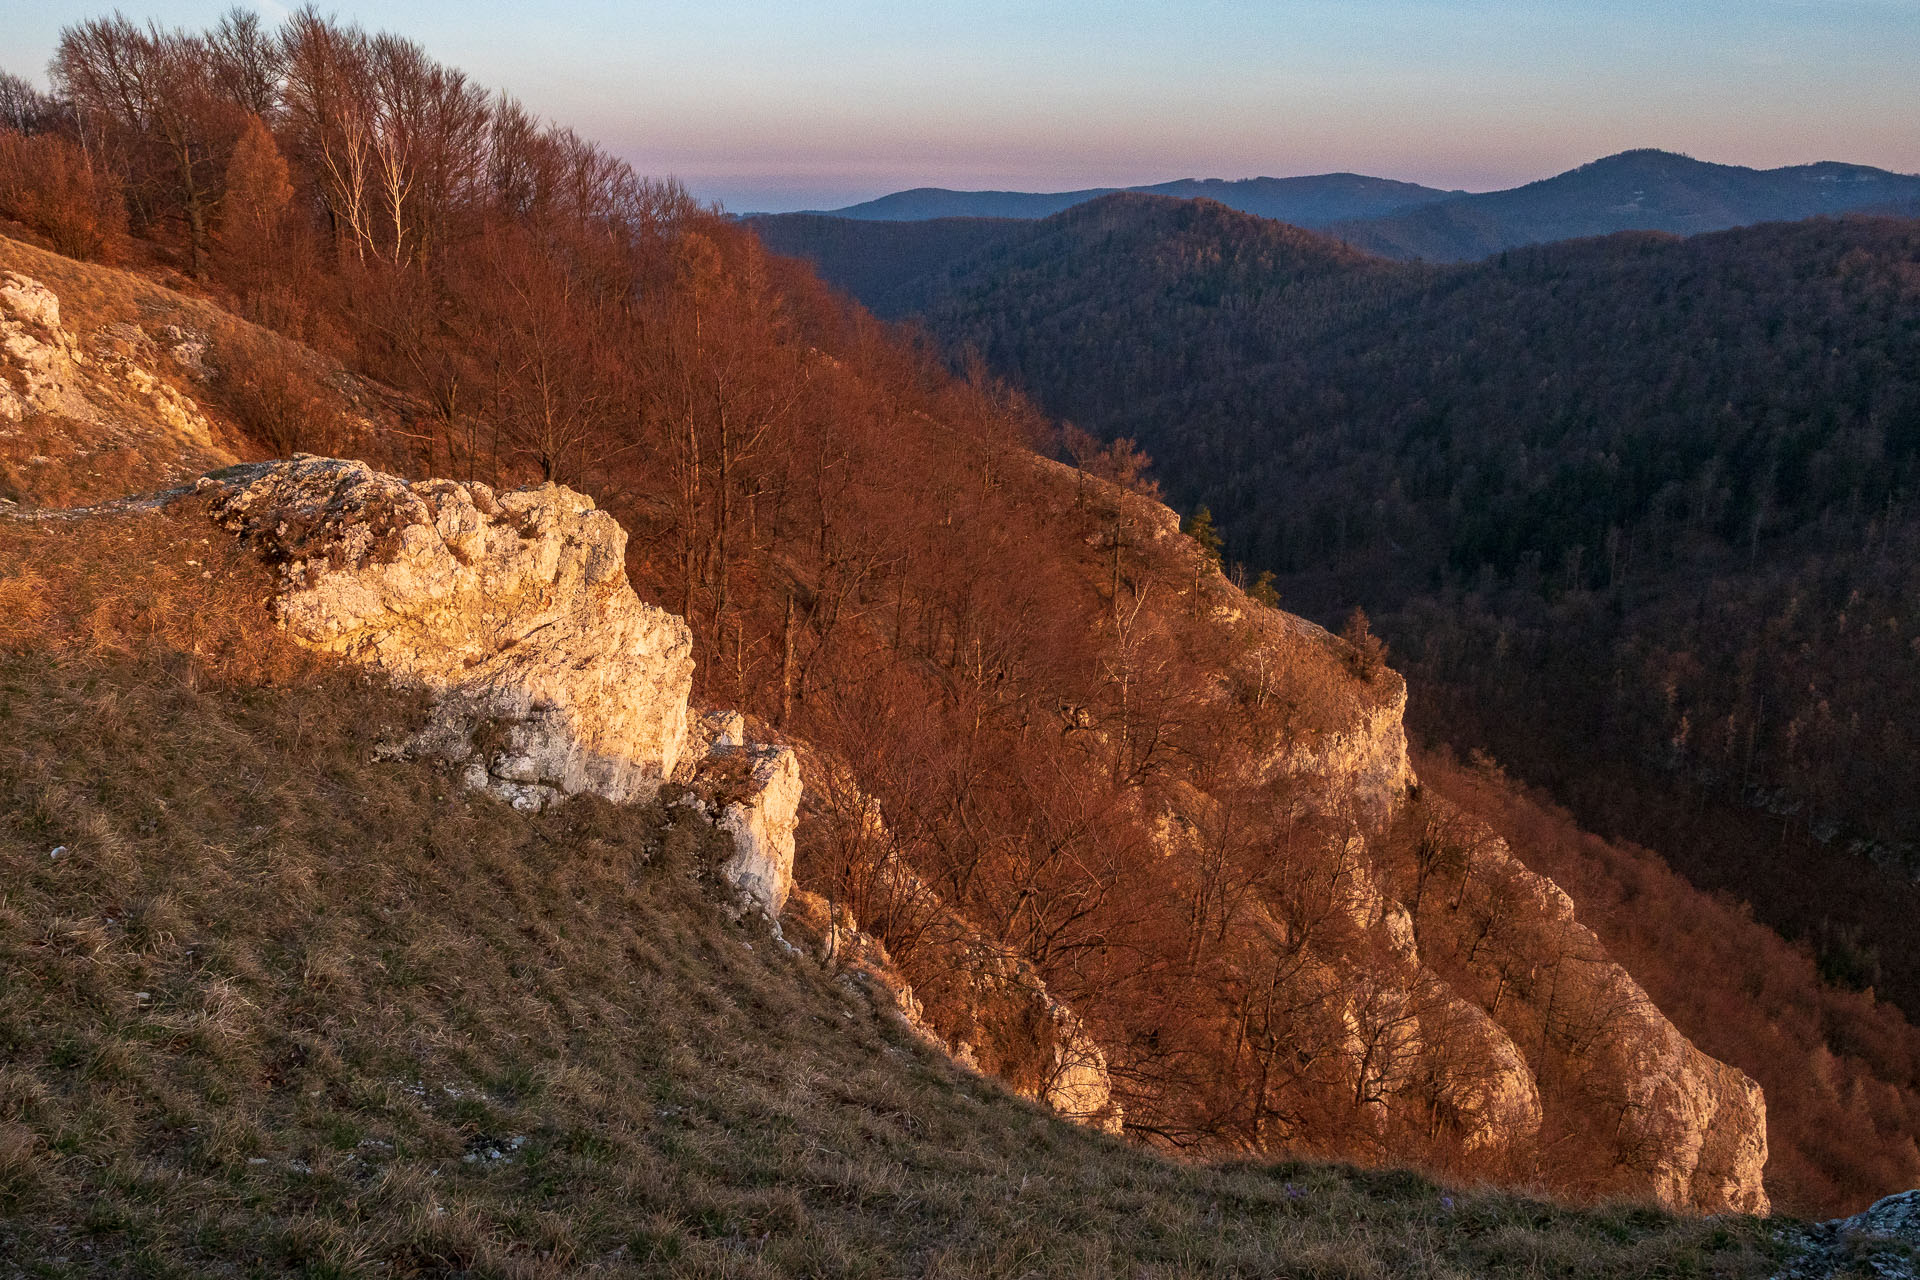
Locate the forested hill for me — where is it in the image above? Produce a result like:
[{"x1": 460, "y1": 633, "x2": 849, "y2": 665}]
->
[
  {"x1": 743, "y1": 212, "x2": 1026, "y2": 318},
  {"x1": 751, "y1": 191, "x2": 1404, "y2": 323},
  {"x1": 1329, "y1": 150, "x2": 1920, "y2": 261},
  {"x1": 774, "y1": 195, "x2": 1920, "y2": 1024}
]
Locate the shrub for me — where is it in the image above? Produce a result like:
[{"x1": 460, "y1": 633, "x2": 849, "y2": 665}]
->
[
  {"x1": 1342, "y1": 607, "x2": 1389, "y2": 680},
  {"x1": 216, "y1": 344, "x2": 343, "y2": 457},
  {"x1": 0, "y1": 129, "x2": 126, "y2": 262},
  {"x1": 1182, "y1": 504, "x2": 1223, "y2": 564}
]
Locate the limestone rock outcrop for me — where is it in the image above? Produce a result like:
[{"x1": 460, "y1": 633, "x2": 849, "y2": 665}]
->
[
  {"x1": 196, "y1": 456, "x2": 694, "y2": 810},
  {"x1": 1253, "y1": 664, "x2": 1416, "y2": 824},
  {"x1": 1, "y1": 272, "x2": 217, "y2": 448},
  {"x1": 788, "y1": 883, "x2": 1125, "y2": 1134},
  {"x1": 194, "y1": 456, "x2": 801, "y2": 921},
  {"x1": 1410, "y1": 811, "x2": 1771, "y2": 1214},
  {"x1": 1775, "y1": 1189, "x2": 1920, "y2": 1279},
  {"x1": 677, "y1": 709, "x2": 802, "y2": 916},
  {"x1": 789, "y1": 756, "x2": 1125, "y2": 1134},
  {"x1": 1, "y1": 273, "x2": 87, "y2": 423}
]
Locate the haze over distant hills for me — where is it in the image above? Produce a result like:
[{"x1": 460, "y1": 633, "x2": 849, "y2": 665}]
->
[
  {"x1": 758, "y1": 150, "x2": 1920, "y2": 269},
  {"x1": 808, "y1": 173, "x2": 1459, "y2": 227},
  {"x1": 1332, "y1": 149, "x2": 1920, "y2": 260}
]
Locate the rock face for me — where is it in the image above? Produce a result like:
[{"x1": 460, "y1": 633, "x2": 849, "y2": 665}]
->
[
  {"x1": 715, "y1": 745, "x2": 803, "y2": 915},
  {"x1": 787, "y1": 882, "x2": 1125, "y2": 1134},
  {"x1": 677, "y1": 709, "x2": 802, "y2": 916},
  {"x1": 789, "y1": 756, "x2": 1126, "y2": 1134},
  {"x1": 1407, "y1": 809, "x2": 1771, "y2": 1214},
  {"x1": 1776, "y1": 1189, "x2": 1920, "y2": 1279},
  {"x1": 198, "y1": 456, "x2": 694, "y2": 810},
  {"x1": 1, "y1": 273, "x2": 87, "y2": 422},
  {"x1": 1254, "y1": 664, "x2": 1417, "y2": 824},
  {"x1": 0, "y1": 271, "x2": 217, "y2": 448}
]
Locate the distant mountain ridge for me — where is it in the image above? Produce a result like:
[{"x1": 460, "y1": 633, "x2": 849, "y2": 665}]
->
[
  {"x1": 802, "y1": 172, "x2": 1460, "y2": 227},
  {"x1": 759, "y1": 150, "x2": 1920, "y2": 269},
  {"x1": 1331, "y1": 149, "x2": 1920, "y2": 260}
]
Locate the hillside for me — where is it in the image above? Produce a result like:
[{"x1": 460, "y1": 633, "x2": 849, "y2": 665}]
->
[
  {"x1": 4, "y1": 4, "x2": 1920, "y2": 1245},
  {"x1": 0, "y1": 498, "x2": 1800, "y2": 1278},
  {"x1": 809, "y1": 172, "x2": 1456, "y2": 226},
  {"x1": 809, "y1": 196, "x2": 1920, "y2": 1014},
  {"x1": 746, "y1": 195, "x2": 1920, "y2": 1209},
  {"x1": 1329, "y1": 150, "x2": 1920, "y2": 262},
  {"x1": 743, "y1": 213, "x2": 1027, "y2": 318},
  {"x1": 0, "y1": 241, "x2": 1795, "y2": 1209}
]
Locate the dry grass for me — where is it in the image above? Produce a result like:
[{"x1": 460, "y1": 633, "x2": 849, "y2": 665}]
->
[
  {"x1": 0, "y1": 233, "x2": 211, "y2": 334},
  {"x1": 0, "y1": 232, "x2": 367, "y2": 478},
  {"x1": 0, "y1": 413, "x2": 217, "y2": 510},
  {"x1": 0, "y1": 507, "x2": 1796, "y2": 1277}
]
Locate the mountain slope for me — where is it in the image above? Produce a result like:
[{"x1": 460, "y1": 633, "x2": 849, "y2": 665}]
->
[
  {"x1": 773, "y1": 196, "x2": 1920, "y2": 1211},
  {"x1": 809, "y1": 172, "x2": 1455, "y2": 225},
  {"x1": 0, "y1": 501, "x2": 1796, "y2": 1277},
  {"x1": 1331, "y1": 150, "x2": 1920, "y2": 260},
  {"x1": 846, "y1": 185, "x2": 1920, "y2": 1074},
  {"x1": 5, "y1": 5, "x2": 1914, "y2": 1229}
]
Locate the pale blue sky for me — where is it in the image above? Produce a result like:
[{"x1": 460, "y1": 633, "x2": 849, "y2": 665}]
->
[{"x1": 4, "y1": 1, "x2": 1917, "y2": 210}]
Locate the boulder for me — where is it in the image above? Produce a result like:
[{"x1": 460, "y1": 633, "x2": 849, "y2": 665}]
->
[
  {"x1": 1776, "y1": 1189, "x2": 1920, "y2": 1279},
  {"x1": 1, "y1": 272, "x2": 86, "y2": 422},
  {"x1": 196, "y1": 456, "x2": 694, "y2": 809}
]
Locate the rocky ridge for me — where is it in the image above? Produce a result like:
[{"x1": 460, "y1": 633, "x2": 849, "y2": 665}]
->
[
  {"x1": 123, "y1": 448, "x2": 1773, "y2": 1209},
  {"x1": 187, "y1": 454, "x2": 1120, "y2": 1128},
  {"x1": 188, "y1": 456, "x2": 802, "y2": 922},
  {"x1": 1038, "y1": 460, "x2": 1770, "y2": 1212}
]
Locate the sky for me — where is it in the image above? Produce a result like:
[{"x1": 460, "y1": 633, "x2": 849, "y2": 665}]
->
[{"x1": 4, "y1": 0, "x2": 1918, "y2": 212}]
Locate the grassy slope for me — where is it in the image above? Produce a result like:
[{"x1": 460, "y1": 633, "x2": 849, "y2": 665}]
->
[{"x1": 0, "y1": 507, "x2": 1796, "y2": 1278}]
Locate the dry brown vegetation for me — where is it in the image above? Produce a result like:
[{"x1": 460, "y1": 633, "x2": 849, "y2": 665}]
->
[
  {"x1": 3, "y1": 4, "x2": 1918, "y2": 1224},
  {"x1": 0, "y1": 506, "x2": 1797, "y2": 1278},
  {"x1": 0, "y1": 131, "x2": 126, "y2": 262},
  {"x1": 1415, "y1": 748, "x2": 1920, "y2": 1217}
]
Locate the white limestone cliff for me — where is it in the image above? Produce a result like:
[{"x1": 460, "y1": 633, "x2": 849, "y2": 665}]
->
[
  {"x1": 677, "y1": 709, "x2": 803, "y2": 917},
  {"x1": 198, "y1": 456, "x2": 695, "y2": 810}
]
